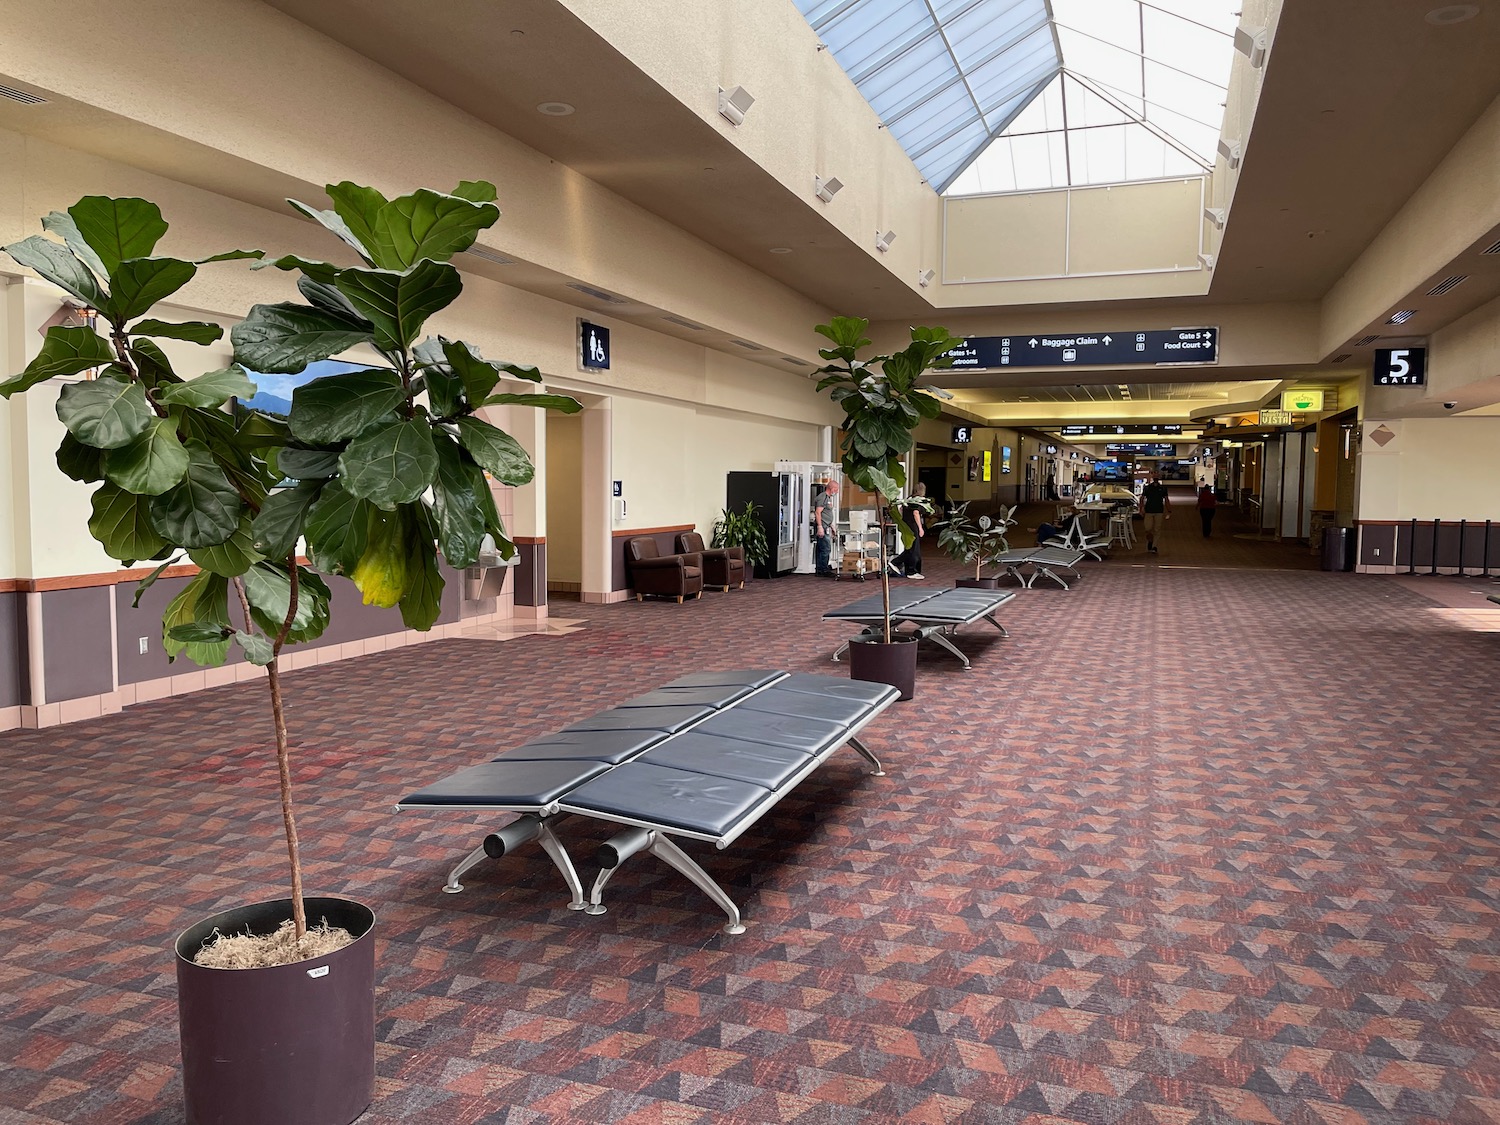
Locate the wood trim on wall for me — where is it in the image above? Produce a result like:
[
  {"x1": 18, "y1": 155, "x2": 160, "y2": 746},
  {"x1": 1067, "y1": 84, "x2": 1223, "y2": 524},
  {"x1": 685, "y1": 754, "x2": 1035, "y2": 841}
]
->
[
  {"x1": 513, "y1": 536, "x2": 546, "y2": 545},
  {"x1": 5, "y1": 556, "x2": 315, "y2": 593},
  {"x1": 0, "y1": 580, "x2": 20, "y2": 594},
  {"x1": 611, "y1": 524, "x2": 694, "y2": 539}
]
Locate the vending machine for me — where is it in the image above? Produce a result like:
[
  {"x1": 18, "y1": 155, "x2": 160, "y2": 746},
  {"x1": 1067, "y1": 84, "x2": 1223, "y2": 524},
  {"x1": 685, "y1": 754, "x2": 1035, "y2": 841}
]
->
[
  {"x1": 725, "y1": 470, "x2": 802, "y2": 577},
  {"x1": 774, "y1": 461, "x2": 842, "y2": 574}
]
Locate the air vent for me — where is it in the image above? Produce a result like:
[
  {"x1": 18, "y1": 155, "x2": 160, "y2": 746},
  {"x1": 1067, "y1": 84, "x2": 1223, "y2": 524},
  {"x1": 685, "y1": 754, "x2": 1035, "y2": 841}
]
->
[
  {"x1": 782, "y1": 356, "x2": 811, "y2": 367},
  {"x1": 1332, "y1": 353, "x2": 1352, "y2": 363},
  {"x1": 566, "y1": 282, "x2": 629, "y2": 305},
  {"x1": 1426, "y1": 275, "x2": 1467, "y2": 296},
  {"x1": 1386, "y1": 309, "x2": 1417, "y2": 325},
  {"x1": 661, "y1": 315, "x2": 705, "y2": 331},
  {"x1": 1354, "y1": 334, "x2": 1381, "y2": 347},
  {"x1": 729, "y1": 339, "x2": 763, "y2": 351},
  {"x1": 0, "y1": 84, "x2": 46, "y2": 105},
  {"x1": 1482, "y1": 239, "x2": 1500, "y2": 255},
  {"x1": 463, "y1": 246, "x2": 514, "y2": 266}
]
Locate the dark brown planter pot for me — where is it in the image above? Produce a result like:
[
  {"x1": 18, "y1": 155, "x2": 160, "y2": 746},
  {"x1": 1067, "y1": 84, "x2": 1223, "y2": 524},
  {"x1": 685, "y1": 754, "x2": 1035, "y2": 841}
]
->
[
  {"x1": 849, "y1": 634, "x2": 919, "y2": 701},
  {"x1": 176, "y1": 897, "x2": 376, "y2": 1125},
  {"x1": 955, "y1": 577, "x2": 1000, "y2": 589}
]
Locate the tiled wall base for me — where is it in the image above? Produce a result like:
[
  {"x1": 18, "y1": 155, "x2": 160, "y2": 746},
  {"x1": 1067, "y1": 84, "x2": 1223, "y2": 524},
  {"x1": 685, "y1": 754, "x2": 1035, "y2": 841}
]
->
[
  {"x1": 6, "y1": 621, "x2": 470, "y2": 732},
  {"x1": 513, "y1": 604, "x2": 549, "y2": 621},
  {"x1": 583, "y1": 590, "x2": 634, "y2": 604}
]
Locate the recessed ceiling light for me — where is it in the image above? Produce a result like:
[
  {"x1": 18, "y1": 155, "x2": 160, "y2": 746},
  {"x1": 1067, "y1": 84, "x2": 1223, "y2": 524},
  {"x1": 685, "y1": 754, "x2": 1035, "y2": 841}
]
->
[
  {"x1": 536, "y1": 101, "x2": 575, "y2": 116},
  {"x1": 769, "y1": 247, "x2": 793, "y2": 254},
  {"x1": 1426, "y1": 4, "x2": 1480, "y2": 24}
]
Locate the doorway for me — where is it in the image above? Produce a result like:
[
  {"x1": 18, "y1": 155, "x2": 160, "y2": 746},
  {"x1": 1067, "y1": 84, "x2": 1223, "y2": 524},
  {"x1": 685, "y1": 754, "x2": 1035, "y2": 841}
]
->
[{"x1": 545, "y1": 412, "x2": 584, "y2": 597}]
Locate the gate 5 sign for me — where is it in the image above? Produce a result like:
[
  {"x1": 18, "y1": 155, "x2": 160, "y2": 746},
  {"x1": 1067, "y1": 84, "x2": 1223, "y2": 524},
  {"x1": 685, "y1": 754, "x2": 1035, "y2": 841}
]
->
[{"x1": 1373, "y1": 347, "x2": 1425, "y2": 386}]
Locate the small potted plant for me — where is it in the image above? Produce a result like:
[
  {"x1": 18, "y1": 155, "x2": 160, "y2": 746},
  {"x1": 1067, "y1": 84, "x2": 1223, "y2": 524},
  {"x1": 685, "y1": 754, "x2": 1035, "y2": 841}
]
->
[
  {"x1": 813, "y1": 316, "x2": 959, "y2": 699},
  {"x1": 1, "y1": 182, "x2": 579, "y2": 1125},
  {"x1": 935, "y1": 501, "x2": 1010, "y2": 588},
  {"x1": 711, "y1": 500, "x2": 770, "y2": 580}
]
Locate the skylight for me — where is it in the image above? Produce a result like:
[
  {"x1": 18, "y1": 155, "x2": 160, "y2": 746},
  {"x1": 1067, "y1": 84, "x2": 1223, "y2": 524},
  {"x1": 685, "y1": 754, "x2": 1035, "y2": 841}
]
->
[{"x1": 797, "y1": 0, "x2": 1240, "y2": 195}]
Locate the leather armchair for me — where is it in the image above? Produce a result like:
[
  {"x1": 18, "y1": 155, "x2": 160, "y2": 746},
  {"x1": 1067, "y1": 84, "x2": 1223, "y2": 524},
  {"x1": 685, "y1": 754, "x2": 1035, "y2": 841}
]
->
[
  {"x1": 624, "y1": 537, "x2": 703, "y2": 602},
  {"x1": 676, "y1": 532, "x2": 745, "y2": 591}
]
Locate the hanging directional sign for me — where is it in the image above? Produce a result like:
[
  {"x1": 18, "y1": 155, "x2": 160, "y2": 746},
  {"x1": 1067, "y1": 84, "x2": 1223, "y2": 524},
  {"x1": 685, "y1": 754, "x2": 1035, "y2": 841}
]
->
[{"x1": 942, "y1": 327, "x2": 1219, "y2": 369}]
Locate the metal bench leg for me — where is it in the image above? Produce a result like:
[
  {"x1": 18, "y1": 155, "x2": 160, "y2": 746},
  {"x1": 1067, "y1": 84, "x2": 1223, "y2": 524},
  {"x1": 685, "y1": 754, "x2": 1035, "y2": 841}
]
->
[
  {"x1": 831, "y1": 640, "x2": 850, "y2": 663},
  {"x1": 587, "y1": 826, "x2": 653, "y2": 915},
  {"x1": 922, "y1": 628, "x2": 972, "y2": 668},
  {"x1": 443, "y1": 842, "x2": 492, "y2": 894},
  {"x1": 982, "y1": 613, "x2": 1008, "y2": 637},
  {"x1": 1038, "y1": 567, "x2": 1071, "y2": 590},
  {"x1": 536, "y1": 820, "x2": 588, "y2": 911},
  {"x1": 847, "y1": 734, "x2": 885, "y2": 775},
  {"x1": 650, "y1": 834, "x2": 747, "y2": 935}
]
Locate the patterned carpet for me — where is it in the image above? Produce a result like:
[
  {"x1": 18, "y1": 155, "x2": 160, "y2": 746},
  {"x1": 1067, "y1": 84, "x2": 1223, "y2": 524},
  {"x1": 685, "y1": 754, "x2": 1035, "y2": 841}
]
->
[{"x1": 5, "y1": 505, "x2": 1500, "y2": 1124}]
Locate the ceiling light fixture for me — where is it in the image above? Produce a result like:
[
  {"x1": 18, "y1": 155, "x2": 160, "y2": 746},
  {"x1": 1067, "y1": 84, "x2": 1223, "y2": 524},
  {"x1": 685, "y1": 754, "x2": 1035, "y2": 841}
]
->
[
  {"x1": 814, "y1": 175, "x2": 843, "y2": 203},
  {"x1": 536, "y1": 101, "x2": 575, "y2": 116},
  {"x1": 1426, "y1": 4, "x2": 1480, "y2": 24},
  {"x1": 1387, "y1": 309, "x2": 1418, "y2": 324},
  {"x1": 918, "y1": 268, "x2": 935, "y2": 287},
  {"x1": 717, "y1": 85, "x2": 755, "y2": 126},
  {"x1": 875, "y1": 230, "x2": 896, "y2": 253},
  {"x1": 769, "y1": 247, "x2": 793, "y2": 254}
]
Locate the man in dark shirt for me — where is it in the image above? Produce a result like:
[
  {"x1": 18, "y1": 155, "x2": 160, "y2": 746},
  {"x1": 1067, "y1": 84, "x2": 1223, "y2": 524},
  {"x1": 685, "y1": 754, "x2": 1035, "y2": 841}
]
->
[{"x1": 1140, "y1": 474, "x2": 1170, "y2": 554}]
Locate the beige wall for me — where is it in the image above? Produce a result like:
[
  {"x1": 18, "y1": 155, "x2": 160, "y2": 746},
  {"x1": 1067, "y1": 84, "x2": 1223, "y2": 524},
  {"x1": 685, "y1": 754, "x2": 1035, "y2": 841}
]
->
[
  {"x1": 544, "y1": 414, "x2": 584, "y2": 585},
  {"x1": 1357, "y1": 417, "x2": 1500, "y2": 521}
]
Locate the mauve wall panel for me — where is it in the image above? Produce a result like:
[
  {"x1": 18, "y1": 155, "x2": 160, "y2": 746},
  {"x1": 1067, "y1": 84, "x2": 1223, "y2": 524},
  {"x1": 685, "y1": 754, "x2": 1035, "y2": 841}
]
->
[
  {"x1": 516, "y1": 543, "x2": 547, "y2": 607},
  {"x1": 42, "y1": 586, "x2": 115, "y2": 701},
  {"x1": 0, "y1": 592, "x2": 23, "y2": 708}
]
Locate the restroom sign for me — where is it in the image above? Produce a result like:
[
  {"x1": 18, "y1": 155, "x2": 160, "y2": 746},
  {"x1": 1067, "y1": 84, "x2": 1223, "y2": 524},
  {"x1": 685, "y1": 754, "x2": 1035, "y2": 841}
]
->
[{"x1": 580, "y1": 321, "x2": 611, "y2": 371}]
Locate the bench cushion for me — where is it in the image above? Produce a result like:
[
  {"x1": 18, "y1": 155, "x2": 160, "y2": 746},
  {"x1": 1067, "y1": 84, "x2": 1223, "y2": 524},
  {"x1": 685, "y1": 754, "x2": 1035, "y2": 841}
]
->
[
  {"x1": 696, "y1": 708, "x2": 846, "y2": 754},
  {"x1": 638, "y1": 732, "x2": 812, "y2": 789},
  {"x1": 496, "y1": 729, "x2": 667, "y2": 765},
  {"x1": 661, "y1": 670, "x2": 785, "y2": 689},
  {"x1": 401, "y1": 760, "x2": 610, "y2": 807},
  {"x1": 563, "y1": 762, "x2": 777, "y2": 837},
  {"x1": 774, "y1": 674, "x2": 899, "y2": 705},
  {"x1": 620, "y1": 684, "x2": 757, "y2": 709},
  {"x1": 560, "y1": 704, "x2": 713, "y2": 734},
  {"x1": 738, "y1": 687, "x2": 878, "y2": 729}
]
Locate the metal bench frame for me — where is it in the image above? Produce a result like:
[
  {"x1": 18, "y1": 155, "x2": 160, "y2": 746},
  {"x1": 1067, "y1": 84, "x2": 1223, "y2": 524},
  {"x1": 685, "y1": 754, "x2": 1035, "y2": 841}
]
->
[{"x1": 823, "y1": 586, "x2": 1014, "y2": 669}]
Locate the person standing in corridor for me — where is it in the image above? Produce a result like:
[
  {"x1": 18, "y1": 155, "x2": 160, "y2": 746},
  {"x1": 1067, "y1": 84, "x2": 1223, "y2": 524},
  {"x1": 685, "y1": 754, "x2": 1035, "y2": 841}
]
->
[
  {"x1": 1197, "y1": 482, "x2": 1218, "y2": 538},
  {"x1": 1141, "y1": 473, "x2": 1169, "y2": 554},
  {"x1": 813, "y1": 479, "x2": 839, "y2": 577}
]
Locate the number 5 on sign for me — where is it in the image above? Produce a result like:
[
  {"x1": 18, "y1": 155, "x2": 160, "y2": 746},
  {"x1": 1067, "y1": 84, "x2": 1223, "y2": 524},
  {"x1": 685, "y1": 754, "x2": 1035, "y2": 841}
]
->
[{"x1": 1373, "y1": 347, "x2": 1426, "y2": 386}]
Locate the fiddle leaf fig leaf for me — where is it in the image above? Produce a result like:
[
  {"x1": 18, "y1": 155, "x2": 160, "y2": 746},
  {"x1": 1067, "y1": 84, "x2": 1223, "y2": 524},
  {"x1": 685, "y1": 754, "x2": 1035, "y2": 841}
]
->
[
  {"x1": 1, "y1": 326, "x2": 115, "y2": 397},
  {"x1": 454, "y1": 416, "x2": 534, "y2": 485},
  {"x1": 103, "y1": 257, "x2": 197, "y2": 323},
  {"x1": 194, "y1": 248, "x2": 263, "y2": 265},
  {"x1": 303, "y1": 481, "x2": 372, "y2": 575},
  {"x1": 369, "y1": 188, "x2": 500, "y2": 268},
  {"x1": 399, "y1": 506, "x2": 445, "y2": 630},
  {"x1": 56, "y1": 377, "x2": 153, "y2": 449},
  {"x1": 161, "y1": 570, "x2": 230, "y2": 666},
  {"x1": 148, "y1": 445, "x2": 241, "y2": 548},
  {"x1": 276, "y1": 447, "x2": 341, "y2": 480},
  {"x1": 435, "y1": 337, "x2": 501, "y2": 403},
  {"x1": 233, "y1": 630, "x2": 275, "y2": 666},
  {"x1": 102, "y1": 417, "x2": 190, "y2": 495},
  {"x1": 157, "y1": 366, "x2": 257, "y2": 409},
  {"x1": 130, "y1": 553, "x2": 182, "y2": 608},
  {"x1": 332, "y1": 260, "x2": 462, "y2": 353},
  {"x1": 66, "y1": 196, "x2": 167, "y2": 275},
  {"x1": 339, "y1": 418, "x2": 438, "y2": 508},
  {"x1": 89, "y1": 482, "x2": 168, "y2": 563},
  {"x1": 254, "y1": 254, "x2": 341, "y2": 285},
  {"x1": 170, "y1": 622, "x2": 231, "y2": 643},
  {"x1": 3, "y1": 235, "x2": 106, "y2": 308},
  {"x1": 188, "y1": 517, "x2": 261, "y2": 577},
  {"x1": 131, "y1": 318, "x2": 224, "y2": 345},
  {"x1": 288, "y1": 368, "x2": 404, "y2": 443},
  {"x1": 324, "y1": 182, "x2": 388, "y2": 263},
  {"x1": 430, "y1": 434, "x2": 485, "y2": 568},
  {"x1": 288, "y1": 197, "x2": 377, "y2": 265},
  {"x1": 41, "y1": 210, "x2": 111, "y2": 280},
  {"x1": 451, "y1": 180, "x2": 498, "y2": 204},
  {"x1": 243, "y1": 562, "x2": 330, "y2": 644},
  {"x1": 479, "y1": 392, "x2": 583, "y2": 413},
  {"x1": 297, "y1": 276, "x2": 369, "y2": 326},
  {"x1": 251, "y1": 479, "x2": 322, "y2": 558},
  {"x1": 56, "y1": 432, "x2": 104, "y2": 482},
  {"x1": 231, "y1": 302, "x2": 372, "y2": 374}
]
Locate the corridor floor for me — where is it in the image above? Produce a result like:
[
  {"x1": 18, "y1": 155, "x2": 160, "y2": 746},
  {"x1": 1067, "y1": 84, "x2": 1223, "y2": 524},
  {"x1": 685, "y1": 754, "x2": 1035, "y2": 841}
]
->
[{"x1": 4, "y1": 523, "x2": 1500, "y2": 1123}]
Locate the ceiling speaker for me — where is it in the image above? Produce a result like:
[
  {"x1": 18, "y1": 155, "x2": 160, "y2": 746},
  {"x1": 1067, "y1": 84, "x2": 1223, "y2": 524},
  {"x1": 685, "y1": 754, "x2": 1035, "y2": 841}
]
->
[{"x1": 717, "y1": 85, "x2": 755, "y2": 126}]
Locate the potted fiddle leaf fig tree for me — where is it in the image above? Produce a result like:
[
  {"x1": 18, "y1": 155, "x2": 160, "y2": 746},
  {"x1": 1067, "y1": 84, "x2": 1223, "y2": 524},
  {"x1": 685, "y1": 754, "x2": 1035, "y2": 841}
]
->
[
  {"x1": 0, "y1": 181, "x2": 579, "y2": 1125},
  {"x1": 711, "y1": 500, "x2": 770, "y2": 580},
  {"x1": 813, "y1": 316, "x2": 959, "y2": 699}
]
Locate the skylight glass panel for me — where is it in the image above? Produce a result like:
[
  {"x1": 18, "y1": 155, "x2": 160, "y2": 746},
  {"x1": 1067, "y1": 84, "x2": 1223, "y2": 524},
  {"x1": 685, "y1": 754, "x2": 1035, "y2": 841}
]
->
[{"x1": 795, "y1": 0, "x2": 1058, "y2": 191}]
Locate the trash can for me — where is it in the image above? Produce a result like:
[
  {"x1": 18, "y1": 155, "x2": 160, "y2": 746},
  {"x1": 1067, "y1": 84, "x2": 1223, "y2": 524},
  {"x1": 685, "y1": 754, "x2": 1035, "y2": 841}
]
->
[{"x1": 1321, "y1": 526, "x2": 1354, "y2": 571}]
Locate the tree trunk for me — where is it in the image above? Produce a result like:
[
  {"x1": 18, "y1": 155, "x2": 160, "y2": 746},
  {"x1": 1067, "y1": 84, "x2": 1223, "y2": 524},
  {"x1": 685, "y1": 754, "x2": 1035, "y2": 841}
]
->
[
  {"x1": 877, "y1": 500, "x2": 891, "y2": 643},
  {"x1": 265, "y1": 658, "x2": 306, "y2": 941}
]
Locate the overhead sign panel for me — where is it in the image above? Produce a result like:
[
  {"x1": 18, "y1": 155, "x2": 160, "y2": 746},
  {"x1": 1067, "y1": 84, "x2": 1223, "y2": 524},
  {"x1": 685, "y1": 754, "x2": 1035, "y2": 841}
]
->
[
  {"x1": 1373, "y1": 347, "x2": 1426, "y2": 386},
  {"x1": 1059, "y1": 424, "x2": 1185, "y2": 436},
  {"x1": 943, "y1": 328, "x2": 1218, "y2": 369},
  {"x1": 1281, "y1": 389, "x2": 1325, "y2": 412}
]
